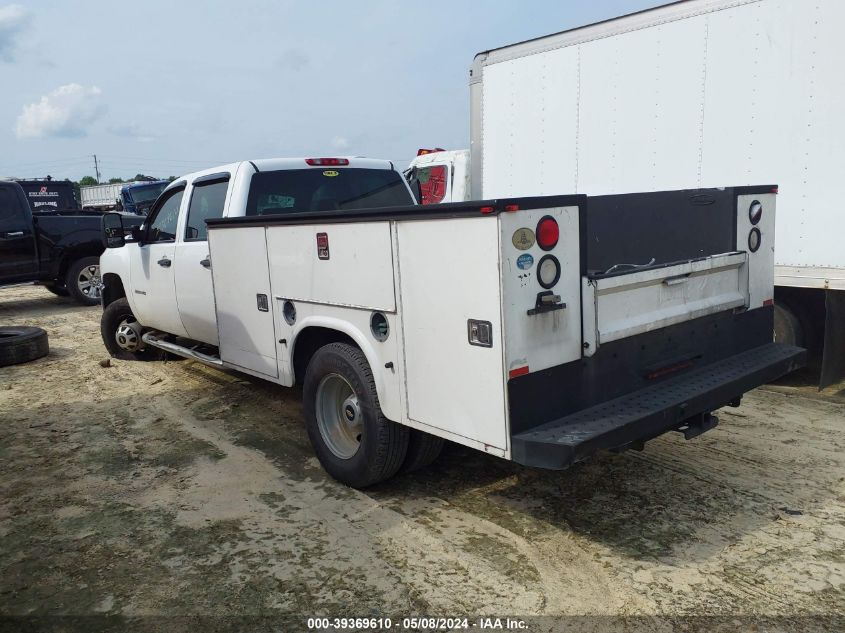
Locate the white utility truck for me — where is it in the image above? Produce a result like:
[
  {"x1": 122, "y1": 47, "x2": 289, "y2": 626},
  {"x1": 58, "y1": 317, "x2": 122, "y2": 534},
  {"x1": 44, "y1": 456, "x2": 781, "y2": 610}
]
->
[
  {"x1": 407, "y1": 0, "x2": 845, "y2": 387},
  {"x1": 99, "y1": 156, "x2": 803, "y2": 487}
]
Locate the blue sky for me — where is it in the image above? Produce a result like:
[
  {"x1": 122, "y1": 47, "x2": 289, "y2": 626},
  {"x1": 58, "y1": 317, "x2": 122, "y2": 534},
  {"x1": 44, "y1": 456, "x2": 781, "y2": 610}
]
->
[{"x1": 1, "y1": 0, "x2": 664, "y2": 181}]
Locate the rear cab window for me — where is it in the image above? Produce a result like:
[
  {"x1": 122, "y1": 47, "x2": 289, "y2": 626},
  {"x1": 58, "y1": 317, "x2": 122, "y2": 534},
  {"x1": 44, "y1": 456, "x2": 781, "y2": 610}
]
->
[{"x1": 245, "y1": 168, "x2": 413, "y2": 216}]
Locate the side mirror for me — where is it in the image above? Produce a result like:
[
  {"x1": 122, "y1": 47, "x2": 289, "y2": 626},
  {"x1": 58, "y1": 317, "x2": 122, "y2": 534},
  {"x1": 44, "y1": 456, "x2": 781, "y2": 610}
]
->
[{"x1": 102, "y1": 212, "x2": 125, "y2": 249}]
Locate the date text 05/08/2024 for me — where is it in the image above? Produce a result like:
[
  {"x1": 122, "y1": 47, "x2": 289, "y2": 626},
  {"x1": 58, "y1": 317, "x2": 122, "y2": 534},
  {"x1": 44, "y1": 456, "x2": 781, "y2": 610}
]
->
[{"x1": 306, "y1": 617, "x2": 528, "y2": 630}]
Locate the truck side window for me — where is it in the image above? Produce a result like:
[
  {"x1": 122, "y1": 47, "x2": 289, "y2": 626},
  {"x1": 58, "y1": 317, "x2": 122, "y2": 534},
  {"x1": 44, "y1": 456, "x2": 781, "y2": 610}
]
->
[
  {"x1": 0, "y1": 187, "x2": 24, "y2": 230},
  {"x1": 416, "y1": 166, "x2": 447, "y2": 205},
  {"x1": 146, "y1": 187, "x2": 184, "y2": 242},
  {"x1": 185, "y1": 178, "x2": 229, "y2": 241}
]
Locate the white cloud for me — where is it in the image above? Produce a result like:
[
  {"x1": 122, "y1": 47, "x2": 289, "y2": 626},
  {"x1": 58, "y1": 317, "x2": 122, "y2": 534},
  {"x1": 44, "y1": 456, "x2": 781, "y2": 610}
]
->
[
  {"x1": 0, "y1": 4, "x2": 29, "y2": 61},
  {"x1": 331, "y1": 136, "x2": 349, "y2": 150},
  {"x1": 15, "y1": 83, "x2": 106, "y2": 139}
]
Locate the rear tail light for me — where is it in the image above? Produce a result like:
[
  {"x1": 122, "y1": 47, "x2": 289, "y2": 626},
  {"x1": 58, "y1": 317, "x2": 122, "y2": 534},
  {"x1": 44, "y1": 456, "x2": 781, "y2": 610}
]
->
[
  {"x1": 305, "y1": 158, "x2": 349, "y2": 166},
  {"x1": 536, "y1": 216, "x2": 559, "y2": 251},
  {"x1": 749, "y1": 200, "x2": 762, "y2": 225},
  {"x1": 748, "y1": 227, "x2": 761, "y2": 253},
  {"x1": 537, "y1": 255, "x2": 561, "y2": 289}
]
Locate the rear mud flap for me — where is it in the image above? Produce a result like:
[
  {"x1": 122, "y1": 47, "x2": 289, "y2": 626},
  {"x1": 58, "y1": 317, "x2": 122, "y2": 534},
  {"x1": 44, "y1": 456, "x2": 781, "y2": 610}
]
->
[{"x1": 821, "y1": 289, "x2": 845, "y2": 389}]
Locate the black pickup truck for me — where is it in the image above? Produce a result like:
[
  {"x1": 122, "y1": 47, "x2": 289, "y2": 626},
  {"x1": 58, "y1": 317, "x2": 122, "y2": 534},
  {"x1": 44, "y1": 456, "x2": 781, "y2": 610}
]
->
[{"x1": 0, "y1": 180, "x2": 143, "y2": 305}]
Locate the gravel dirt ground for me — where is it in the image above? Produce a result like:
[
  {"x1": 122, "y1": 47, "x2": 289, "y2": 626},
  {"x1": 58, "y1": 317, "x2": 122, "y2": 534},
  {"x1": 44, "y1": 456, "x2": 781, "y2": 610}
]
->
[{"x1": 1, "y1": 284, "x2": 844, "y2": 632}]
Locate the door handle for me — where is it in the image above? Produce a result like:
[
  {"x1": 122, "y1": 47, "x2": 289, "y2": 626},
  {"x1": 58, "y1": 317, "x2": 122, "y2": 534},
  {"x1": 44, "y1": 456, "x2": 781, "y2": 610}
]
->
[
  {"x1": 200, "y1": 257, "x2": 211, "y2": 269},
  {"x1": 3, "y1": 231, "x2": 24, "y2": 238},
  {"x1": 157, "y1": 257, "x2": 172, "y2": 268}
]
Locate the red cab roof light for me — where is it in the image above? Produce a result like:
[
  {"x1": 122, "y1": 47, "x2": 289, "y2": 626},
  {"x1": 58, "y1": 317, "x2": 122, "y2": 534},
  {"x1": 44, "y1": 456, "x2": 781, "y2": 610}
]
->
[
  {"x1": 417, "y1": 148, "x2": 445, "y2": 156},
  {"x1": 305, "y1": 158, "x2": 349, "y2": 166}
]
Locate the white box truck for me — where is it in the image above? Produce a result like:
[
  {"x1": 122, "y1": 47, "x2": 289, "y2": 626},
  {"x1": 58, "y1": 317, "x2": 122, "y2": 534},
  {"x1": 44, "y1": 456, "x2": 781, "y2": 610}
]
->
[
  {"x1": 407, "y1": 0, "x2": 845, "y2": 386},
  {"x1": 98, "y1": 156, "x2": 803, "y2": 487},
  {"x1": 80, "y1": 182, "x2": 125, "y2": 211}
]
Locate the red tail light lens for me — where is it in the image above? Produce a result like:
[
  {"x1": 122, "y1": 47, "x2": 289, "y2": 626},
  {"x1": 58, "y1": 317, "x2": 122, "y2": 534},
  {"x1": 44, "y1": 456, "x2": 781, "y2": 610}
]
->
[
  {"x1": 536, "y1": 216, "x2": 559, "y2": 251},
  {"x1": 305, "y1": 158, "x2": 349, "y2": 166}
]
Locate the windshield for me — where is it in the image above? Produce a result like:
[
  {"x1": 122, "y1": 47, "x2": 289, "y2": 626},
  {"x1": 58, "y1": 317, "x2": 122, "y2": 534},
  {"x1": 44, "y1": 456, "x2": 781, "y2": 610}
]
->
[
  {"x1": 127, "y1": 183, "x2": 167, "y2": 204},
  {"x1": 245, "y1": 168, "x2": 413, "y2": 216}
]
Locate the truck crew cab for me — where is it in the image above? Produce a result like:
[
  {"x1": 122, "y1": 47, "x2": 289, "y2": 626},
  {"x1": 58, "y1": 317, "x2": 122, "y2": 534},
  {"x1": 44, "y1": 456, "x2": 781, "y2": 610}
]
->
[
  {"x1": 0, "y1": 179, "x2": 143, "y2": 305},
  {"x1": 99, "y1": 156, "x2": 804, "y2": 488}
]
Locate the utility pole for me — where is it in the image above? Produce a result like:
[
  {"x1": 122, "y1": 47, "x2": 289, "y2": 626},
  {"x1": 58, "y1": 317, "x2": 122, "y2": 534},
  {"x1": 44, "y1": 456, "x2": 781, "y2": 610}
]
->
[{"x1": 92, "y1": 154, "x2": 101, "y2": 184}]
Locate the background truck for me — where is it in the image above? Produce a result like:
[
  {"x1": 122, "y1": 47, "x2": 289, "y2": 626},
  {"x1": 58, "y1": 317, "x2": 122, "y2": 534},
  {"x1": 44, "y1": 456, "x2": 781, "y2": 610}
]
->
[
  {"x1": 0, "y1": 180, "x2": 143, "y2": 305},
  {"x1": 98, "y1": 157, "x2": 803, "y2": 487},
  {"x1": 119, "y1": 180, "x2": 169, "y2": 215},
  {"x1": 80, "y1": 180, "x2": 168, "y2": 214},
  {"x1": 407, "y1": 0, "x2": 845, "y2": 387}
]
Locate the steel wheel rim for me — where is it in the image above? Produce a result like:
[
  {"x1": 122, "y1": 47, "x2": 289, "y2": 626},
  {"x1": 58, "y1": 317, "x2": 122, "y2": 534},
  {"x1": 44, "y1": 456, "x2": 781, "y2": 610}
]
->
[
  {"x1": 115, "y1": 317, "x2": 142, "y2": 352},
  {"x1": 315, "y1": 373, "x2": 362, "y2": 459},
  {"x1": 77, "y1": 264, "x2": 102, "y2": 300}
]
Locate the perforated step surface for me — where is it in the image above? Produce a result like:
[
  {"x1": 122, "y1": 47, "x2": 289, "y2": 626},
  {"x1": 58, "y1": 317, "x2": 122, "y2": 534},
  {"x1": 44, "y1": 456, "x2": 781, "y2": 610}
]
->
[{"x1": 511, "y1": 342, "x2": 805, "y2": 469}]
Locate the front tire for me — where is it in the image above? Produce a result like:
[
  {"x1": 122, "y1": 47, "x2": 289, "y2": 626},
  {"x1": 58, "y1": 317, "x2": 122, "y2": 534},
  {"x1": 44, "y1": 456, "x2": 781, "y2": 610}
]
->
[
  {"x1": 66, "y1": 256, "x2": 102, "y2": 306},
  {"x1": 303, "y1": 343, "x2": 409, "y2": 488},
  {"x1": 101, "y1": 298, "x2": 157, "y2": 361}
]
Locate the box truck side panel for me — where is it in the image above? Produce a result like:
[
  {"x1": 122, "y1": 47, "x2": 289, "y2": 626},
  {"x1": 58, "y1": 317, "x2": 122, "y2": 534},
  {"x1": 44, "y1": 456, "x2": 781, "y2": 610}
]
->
[
  {"x1": 481, "y1": 47, "x2": 579, "y2": 198},
  {"x1": 397, "y1": 216, "x2": 508, "y2": 451},
  {"x1": 700, "y1": 1, "x2": 845, "y2": 272},
  {"x1": 578, "y1": 15, "x2": 708, "y2": 195}
]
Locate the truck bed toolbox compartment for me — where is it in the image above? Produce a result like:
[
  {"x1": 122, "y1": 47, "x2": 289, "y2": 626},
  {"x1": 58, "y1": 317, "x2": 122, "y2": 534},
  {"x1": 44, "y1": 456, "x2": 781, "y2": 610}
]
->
[{"x1": 510, "y1": 342, "x2": 805, "y2": 469}]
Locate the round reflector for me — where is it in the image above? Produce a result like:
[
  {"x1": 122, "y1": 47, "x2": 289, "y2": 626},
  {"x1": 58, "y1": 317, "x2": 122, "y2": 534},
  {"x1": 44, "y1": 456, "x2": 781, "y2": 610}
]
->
[
  {"x1": 537, "y1": 255, "x2": 561, "y2": 289},
  {"x1": 748, "y1": 227, "x2": 762, "y2": 253},
  {"x1": 536, "y1": 216, "x2": 559, "y2": 251},
  {"x1": 749, "y1": 200, "x2": 762, "y2": 225}
]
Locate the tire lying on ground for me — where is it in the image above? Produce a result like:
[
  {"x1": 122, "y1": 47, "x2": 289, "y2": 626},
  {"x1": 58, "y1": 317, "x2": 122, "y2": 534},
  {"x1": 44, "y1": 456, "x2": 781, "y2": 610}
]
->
[{"x1": 0, "y1": 326, "x2": 49, "y2": 367}]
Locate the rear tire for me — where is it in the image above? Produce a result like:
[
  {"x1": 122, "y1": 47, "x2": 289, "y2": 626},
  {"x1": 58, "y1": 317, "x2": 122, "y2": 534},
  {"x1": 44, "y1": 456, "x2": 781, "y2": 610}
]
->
[
  {"x1": 66, "y1": 256, "x2": 102, "y2": 306},
  {"x1": 43, "y1": 283, "x2": 69, "y2": 297},
  {"x1": 101, "y1": 298, "x2": 158, "y2": 361},
  {"x1": 0, "y1": 326, "x2": 49, "y2": 367},
  {"x1": 774, "y1": 301, "x2": 804, "y2": 347},
  {"x1": 303, "y1": 343, "x2": 409, "y2": 488},
  {"x1": 400, "y1": 429, "x2": 445, "y2": 474}
]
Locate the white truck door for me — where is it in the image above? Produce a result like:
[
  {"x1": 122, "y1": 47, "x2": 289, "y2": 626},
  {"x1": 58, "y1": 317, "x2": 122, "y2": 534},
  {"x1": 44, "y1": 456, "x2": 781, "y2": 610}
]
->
[
  {"x1": 128, "y1": 185, "x2": 189, "y2": 338},
  {"x1": 174, "y1": 173, "x2": 231, "y2": 345}
]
